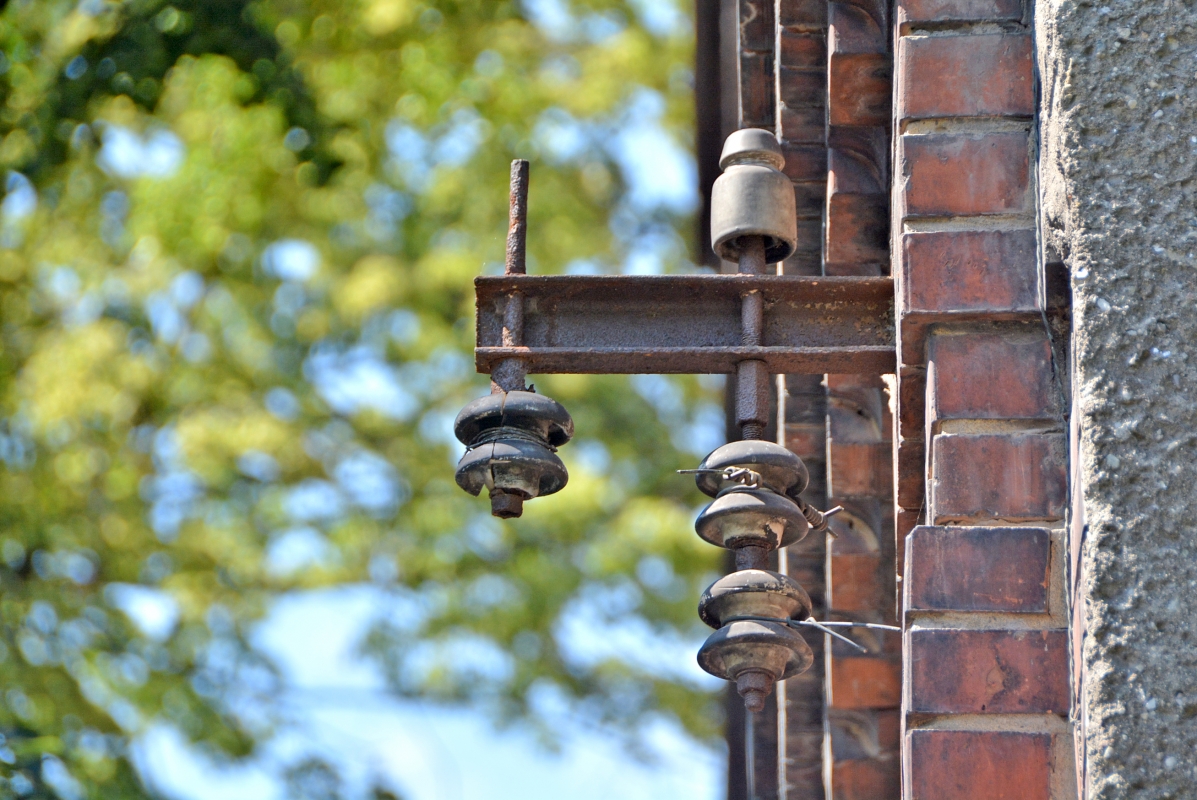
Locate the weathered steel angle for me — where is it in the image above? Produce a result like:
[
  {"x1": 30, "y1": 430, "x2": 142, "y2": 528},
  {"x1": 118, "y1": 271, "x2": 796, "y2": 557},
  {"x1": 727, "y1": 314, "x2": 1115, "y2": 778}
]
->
[{"x1": 475, "y1": 273, "x2": 895, "y2": 376}]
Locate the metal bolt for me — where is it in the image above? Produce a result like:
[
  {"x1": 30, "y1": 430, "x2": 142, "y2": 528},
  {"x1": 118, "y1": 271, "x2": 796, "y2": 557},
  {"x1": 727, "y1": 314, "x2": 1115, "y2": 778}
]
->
[{"x1": 492, "y1": 159, "x2": 531, "y2": 394}]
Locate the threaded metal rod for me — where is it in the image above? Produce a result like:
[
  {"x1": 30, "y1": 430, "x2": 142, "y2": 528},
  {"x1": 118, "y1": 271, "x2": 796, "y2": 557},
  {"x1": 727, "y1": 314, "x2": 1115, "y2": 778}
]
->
[
  {"x1": 506, "y1": 159, "x2": 529, "y2": 276},
  {"x1": 493, "y1": 159, "x2": 531, "y2": 393},
  {"x1": 745, "y1": 709, "x2": 757, "y2": 799}
]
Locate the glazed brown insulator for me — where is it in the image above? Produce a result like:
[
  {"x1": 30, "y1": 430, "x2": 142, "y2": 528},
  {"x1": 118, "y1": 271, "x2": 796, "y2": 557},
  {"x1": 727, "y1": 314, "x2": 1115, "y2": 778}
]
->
[
  {"x1": 454, "y1": 391, "x2": 573, "y2": 519},
  {"x1": 696, "y1": 569, "x2": 814, "y2": 713}
]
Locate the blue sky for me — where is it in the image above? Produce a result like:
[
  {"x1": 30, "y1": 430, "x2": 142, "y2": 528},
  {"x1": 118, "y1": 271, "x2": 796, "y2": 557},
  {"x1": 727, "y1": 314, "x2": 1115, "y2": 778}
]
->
[{"x1": 130, "y1": 588, "x2": 724, "y2": 800}]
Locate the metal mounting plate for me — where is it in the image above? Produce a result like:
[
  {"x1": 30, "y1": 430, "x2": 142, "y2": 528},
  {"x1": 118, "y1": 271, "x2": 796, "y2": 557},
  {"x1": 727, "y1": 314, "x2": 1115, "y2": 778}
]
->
[{"x1": 475, "y1": 275, "x2": 895, "y2": 375}]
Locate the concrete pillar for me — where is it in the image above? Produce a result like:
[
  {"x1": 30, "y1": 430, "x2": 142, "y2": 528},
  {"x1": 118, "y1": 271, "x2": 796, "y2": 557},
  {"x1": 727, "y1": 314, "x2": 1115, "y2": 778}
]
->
[{"x1": 1038, "y1": 0, "x2": 1197, "y2": 795}]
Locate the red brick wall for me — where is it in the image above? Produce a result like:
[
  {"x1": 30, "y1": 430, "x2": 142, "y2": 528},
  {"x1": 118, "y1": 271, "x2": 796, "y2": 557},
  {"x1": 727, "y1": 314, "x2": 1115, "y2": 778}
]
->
[
  {"x1": 722, "y1": 0, "x2": 1075, "y2": 796},
  {"x1": 825, "y1": 377, "x2": 901, "y2": 800},
  {"x1": 821, "y1": 0, "x2": 899, "y2": 794},
  {"x1": 891, "y1": 0, "x2": 1077, "y2": 797}
]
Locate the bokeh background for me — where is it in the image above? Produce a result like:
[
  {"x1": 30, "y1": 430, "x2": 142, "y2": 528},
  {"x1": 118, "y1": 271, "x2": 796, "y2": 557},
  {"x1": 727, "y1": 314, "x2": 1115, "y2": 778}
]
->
[{"x1": 0, "y1": 1, "x2": 730, "y2": 798}]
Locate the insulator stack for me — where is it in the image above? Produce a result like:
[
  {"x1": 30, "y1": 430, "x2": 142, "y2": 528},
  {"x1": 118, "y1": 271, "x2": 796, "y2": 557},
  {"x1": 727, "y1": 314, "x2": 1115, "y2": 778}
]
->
[
  {"x1": 454, "y1": 391, "x2": 573, "y2": 519},
  {"x1": 691, "y1": 441, "x2": 816, "y2": 712}
]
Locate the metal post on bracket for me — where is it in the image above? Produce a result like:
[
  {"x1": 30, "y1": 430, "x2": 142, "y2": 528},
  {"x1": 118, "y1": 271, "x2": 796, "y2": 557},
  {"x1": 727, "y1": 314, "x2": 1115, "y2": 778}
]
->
[
  {"x1": 712, "y1": 128, "x2": 799, "y2": 441},
  {"x1": 491, "y1": 159, "x2": 529, "y2": 395},
  {"x1": 452, "y1": 129, "x2": 898, "y2": 791}
]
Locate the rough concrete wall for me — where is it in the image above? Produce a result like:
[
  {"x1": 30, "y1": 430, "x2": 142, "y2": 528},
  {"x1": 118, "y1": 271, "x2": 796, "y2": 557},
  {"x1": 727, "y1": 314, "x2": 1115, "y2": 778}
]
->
[{"x1": 1037, "y1": 1, "x2": 1197, "y2": 797}]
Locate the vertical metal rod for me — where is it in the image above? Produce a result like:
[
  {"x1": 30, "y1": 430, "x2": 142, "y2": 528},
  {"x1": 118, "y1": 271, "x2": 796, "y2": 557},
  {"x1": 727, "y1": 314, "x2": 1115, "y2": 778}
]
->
[
  {"x1": 737, "y1": 235, "x2": 767, "y2": 276},
  {"x1": 737, "y1": 236, "x2": 768, "y2": 440},
  {"x1": 506, "y1": 160, "x2": 529, "y2": 275},
  {"x1": 741, "y1": 291, "x2": 763, "y2": 346},
  {"x1": 493, "y1": 160, "x2": 530, "y2": 393},
  {"x1": 502, "y1": 294, "x2": 523, "y2": 347},
  {"x1": 745, "y1": 709, "x2": 757, "y2": 800}
]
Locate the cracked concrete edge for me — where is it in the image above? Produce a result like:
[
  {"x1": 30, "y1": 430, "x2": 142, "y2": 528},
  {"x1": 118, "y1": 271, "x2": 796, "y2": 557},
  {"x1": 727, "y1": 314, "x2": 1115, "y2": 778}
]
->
[{"x1": 1037, "y1": 0, "x2": 1197, "y2": 797}]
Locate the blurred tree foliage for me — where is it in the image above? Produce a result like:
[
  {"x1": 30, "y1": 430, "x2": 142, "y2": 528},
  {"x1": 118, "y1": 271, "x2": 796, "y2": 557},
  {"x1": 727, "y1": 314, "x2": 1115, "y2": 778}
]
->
[{"x1": 0, "y1": 0, "x2": 720, "y2": 796}]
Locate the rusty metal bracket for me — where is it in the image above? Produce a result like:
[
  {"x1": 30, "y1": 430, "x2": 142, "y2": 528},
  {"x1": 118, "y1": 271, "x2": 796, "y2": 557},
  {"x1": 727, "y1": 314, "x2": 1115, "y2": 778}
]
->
[{"x1": 474, "y1": 274, "x2": 895, "y2": 377}]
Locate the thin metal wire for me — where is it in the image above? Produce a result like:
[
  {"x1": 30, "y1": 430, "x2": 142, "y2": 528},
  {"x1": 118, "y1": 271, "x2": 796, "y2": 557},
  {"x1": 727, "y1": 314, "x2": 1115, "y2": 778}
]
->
[
  {"x1": 745, "y1": 708, "x2": 756, "y2": 800},
  {"x1": 677, "y1": 466, "x2": 762, "y2": 488},
  {"x1": 795, "y1": 619, "x2": 869, "y2": 653},
  {"x1": 721, "y1": 615, "x2": 900, "y2": 654},
  {"x1": 805, "y1": 620, "x2": 901, "y2": 632}
]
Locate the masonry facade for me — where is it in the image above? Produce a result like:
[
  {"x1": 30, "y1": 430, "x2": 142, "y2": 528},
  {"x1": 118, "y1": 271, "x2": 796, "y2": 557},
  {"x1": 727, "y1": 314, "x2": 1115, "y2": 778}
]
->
[{"x1": 696, "y1": 0, "x2": 1100, "y2": 796}]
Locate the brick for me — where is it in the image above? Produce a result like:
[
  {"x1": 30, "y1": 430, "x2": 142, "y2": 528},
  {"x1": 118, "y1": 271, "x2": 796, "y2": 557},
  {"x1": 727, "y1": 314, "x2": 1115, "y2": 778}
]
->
[
  {"x1": 927, "y1": 333, "x2": 1058, "y2": 424},
  {"x1": 793, "y1": 180, "x2": 828, "y2": 214},
  {"x1": 895, "y1": 507, "x2": 921, "y2": 593},
  {"x1": 786, "y1": 422, "x2": 825, "y2": 460},
  {"x1": 829, "y1": 145, "x2": 885, "y2": 194},
  {"x1": 900, "y1": 229, "x2": 1039, "y2": 315},
  {"x1": 779, "y1": 0, "x2": 829, "y2": 26},
  {"x1": 786, "y1": 424, "x2": 824, "y2": 461},
  {"x1": 830, "y1": 440, "x2": 893, "y2": 497},
  {"x1": 830, "y1": 711, "x2": 879, "y2": 759},
  {"x1": 898, "y1": 132, "x2": 1029, "y2": 216},
  {"x1": 827, "y1": 379, "x2": 888, "y2": 434},
  {"x1": 782, "y1": 143, "x2": 829, "y2": 182},
  {"x1": 780, "y1": 29, "x2": 827, "y2": 69},
  {"x1": 781, "y1": 68, "x2": 826, "y2": 107},
  {"x1": 931, "y1": 433, "x2": 1067, "y2": 523},
  {"x1": 790, "y1": 562, "x2": 827, "y2": 601},
  {"x1": 908, "y1": 629, "x2": 1069, "y2": 714},
  {"x1": 895, "y1": 437, "x2": 925, "y2": 508},
  {"x1": 898, "y1": 34, "x2": 1033, "y2": 120},
  {"x1": 740, "y1": 52, "x2": 775, "y2": 128},
  {"x1": 782, "y1": 250, "x2": 823, "y2": 276},
  {"x1": 829, "y1": 52, "x2": 892, "y2": 127},
  {"x1": 896, "y1": 0, "x2": 1023, "y2": 25},
  {"x1": 829, "y1": 371, "x2": 884, "y2": 391},
  {"x1": 831, "y1": 656, "x2": 902, "y2": 708},
  {"x1": 740, "y1": 0, "x2": 775, "y2": 51},
  {"x1": 877, "y1": 708, "x2": 901, "y2": 750},
  {"x1": 905, "y1": 526, "x2": 1050, "y2": 612},
  {"x1": 830, "y1": 553, "x2": 884, "y2": 613},
  {"x1": 787, "y1": 729, "x2": 826, "y2": 764},
  {"x1": 827, "y1": 192, "x2": 889, "y2": 265},
  {"x1": 826, "y1": 261, "x2": 886, "y2": 278},
  {"x1": 898, "y1": 365, "x2": 926, "y2": 440},
  {"x1": 794, "y1": 217, "x2": 823, "y2": 253},
  {"x1": 781, "y1": 105, "x2": 827, "y2": 145},
  {"x1": 787, "y1": 765, "x2": 826, "y2": 796},
  {"x1": 907, "y1": 730, "x2": 1051, "y2": 800},
  {"x1": 833, "y1": 758, "x2": 900, "y2": 800},
  {"x1": 786, "y1": 680, "x2": 827, "y2": 727},
  {"x1": 829, "y1": 1, "x2": 886, "y2": 52}
]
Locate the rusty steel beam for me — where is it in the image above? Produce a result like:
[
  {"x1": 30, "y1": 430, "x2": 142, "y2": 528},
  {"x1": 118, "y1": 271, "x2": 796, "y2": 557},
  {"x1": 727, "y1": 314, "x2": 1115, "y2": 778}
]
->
[{"x1": 475, "y1": 274, "x2": 895, "y2": 376}]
